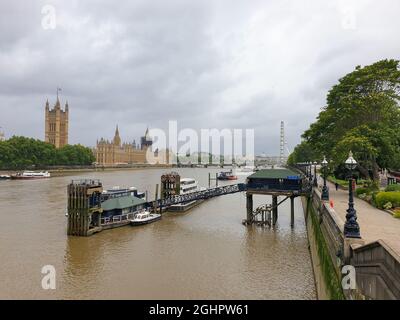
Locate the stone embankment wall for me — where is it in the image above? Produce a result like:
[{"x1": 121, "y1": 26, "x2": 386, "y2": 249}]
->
[
  {"x1": 302, "y1": 189, "x2": 345, "y2": 299},
  {"x1": 304, "y1": 188, "x2": 400, "y2": 300}
]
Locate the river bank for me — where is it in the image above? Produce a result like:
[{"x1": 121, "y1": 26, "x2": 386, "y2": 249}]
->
[{"x1": 0, "y1": 164, "x2": 173, "y2": 177}]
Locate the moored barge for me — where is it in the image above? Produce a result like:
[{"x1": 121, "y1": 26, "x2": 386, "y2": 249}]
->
[
  {"x1": 67, "y1": 180, "x2": 150, "y2": 236},
  {"x1": 168, "y1": 177, "x2": 206, "y2": 212}
]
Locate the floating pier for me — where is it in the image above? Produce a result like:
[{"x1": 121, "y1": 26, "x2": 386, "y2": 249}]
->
[{"x1": 66, "y1": 169, "x2": 310, "y2": 236}]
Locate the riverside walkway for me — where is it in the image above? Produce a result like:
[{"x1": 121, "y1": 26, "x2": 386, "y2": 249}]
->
[{"x1": 326, "y1": 180, "x2": 400, "y2": 255}]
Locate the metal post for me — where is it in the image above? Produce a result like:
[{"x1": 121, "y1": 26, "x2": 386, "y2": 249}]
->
[
  {"x1": 290, "y1": 196, "x2": 295, "y2": 227},
  {"x1": 154, "y1": 183, "x2": 159, "y2": 213},
  {"x1": 321, "y1": 165, "x2": 329, "y2": 200},
  {"x1": 246, "y1": 193, "x2": 253, "y2": 223},
  {"x1": 344, "y1": 176, "x2": 361, "y2": 238},
  {"x1": 272, "y1": 196, "x2": 278, "y2": 225},
  {"x1": 306, "y1": 164, "x2": 309, "y2": 177},
  {"x1": 313, "y1": 163, "x2": 318, "y2": 187}
]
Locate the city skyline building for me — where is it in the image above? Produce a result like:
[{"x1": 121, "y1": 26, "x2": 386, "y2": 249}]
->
[
  {"x1": 44, "y1": 96, "x2": 69, "y2": 148},
  {"x1": 94, "y1": 125, "x2": 153, "y2": 165}
]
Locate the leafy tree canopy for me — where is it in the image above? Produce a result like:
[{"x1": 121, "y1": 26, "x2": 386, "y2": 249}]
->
[
  {"x1": 0, "y1": 136, "x2": 95, "y2": 169},
  {"x1": 290, "y1": 59, "x2": 400, "y2": 179}
]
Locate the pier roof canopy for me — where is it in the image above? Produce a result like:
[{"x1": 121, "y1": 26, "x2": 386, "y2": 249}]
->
[{"x1": 248, "y1": 169, "x2": 300, "y2": 180}]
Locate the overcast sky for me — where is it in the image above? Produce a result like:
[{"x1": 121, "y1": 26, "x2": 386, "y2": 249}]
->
[{"x1": 0, "y1": 0, "x2": 399, "y2": 155}]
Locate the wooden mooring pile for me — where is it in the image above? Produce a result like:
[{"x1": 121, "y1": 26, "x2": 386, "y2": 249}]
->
[{"x1": 67, "y1": 179, "x2": 103, "y2": 236}]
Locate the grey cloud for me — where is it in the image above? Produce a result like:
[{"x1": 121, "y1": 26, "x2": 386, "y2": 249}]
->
[{"x1": 0, "y1": 0, "x2": 400, "y2": 154}]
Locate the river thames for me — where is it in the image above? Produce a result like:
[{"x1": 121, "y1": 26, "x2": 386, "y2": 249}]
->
[{"x1": 0, "y1": 168, "x2": 316, "y2": 299}]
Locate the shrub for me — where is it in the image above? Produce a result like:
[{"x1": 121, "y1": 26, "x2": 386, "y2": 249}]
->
[
  {"x1": 375, "y1": 192, "x2": 400, "y2": 209},
  {"x1": 358, "y1": 193, "x2": 367, "y2": 200},
  {"x1": 364, "y1": 180, "x2": 379, "y2": 192},
  {"x1": 356, "y1": 187, "x2": 368, "y2": 196},
  {"x1": 383, "y1": 202, "x2": 393, "y2": 210},
  {"x1": 364, "y1": 194, "x2": 372, "y2": 203},
  {"x1": 385, "y1": 184, "x2": 400, "y2": 192},
  {"x1": 371, "y1": 192, "x2": 378, "y2": 206},
  {"x1": 394, "y1": 209, "x2": 400, "y2": 219}
]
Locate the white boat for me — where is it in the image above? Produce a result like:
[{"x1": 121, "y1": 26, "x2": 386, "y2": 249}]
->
[
  {"x1": 236, "y1": 166, "x2": 255, "y2": 175},
  {"x1": 180, "y1": 178, "x2": 199, "y2": 194},
  {"x1": 169, "y1": 178, "x2": 205, "y2": 211},
  {"x1": 11, "y1": 171, "x2": 51, "y2": 180},
  {"x1": 130, "y1": 210, "x2": 161, "y2": 226},
  {"x1": 0, "y1": 175, "x2": 11, "y2": 180},
  {"x1": 240, "y1": 166, "x2": 255, "y2": 172}
]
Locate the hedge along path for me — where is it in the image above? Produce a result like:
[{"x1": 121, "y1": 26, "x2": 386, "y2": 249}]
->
[
  {"x1": 375, "y1": 191, "x2": 400, "y2": 208},
  {"x1": 326, "y1": 180, "x2": 400, "y2": 255},
  {"x1": 384, "y1": 184, "x2": 400, "y2": 192}
]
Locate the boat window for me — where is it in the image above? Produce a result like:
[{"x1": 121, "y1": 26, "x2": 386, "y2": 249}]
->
[
  {"x1": 182, "y1": 186, "x2": 197, "y2": 192},
  {"x1": 181, "y1": 179, "x2": 195, "y2": 185}
]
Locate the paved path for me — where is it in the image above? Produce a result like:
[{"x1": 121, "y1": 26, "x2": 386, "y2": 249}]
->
[{"x1": 325, "y1": 180, "x2": 400, "y2": 255}]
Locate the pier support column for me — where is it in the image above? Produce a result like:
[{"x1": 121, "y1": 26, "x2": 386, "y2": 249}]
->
[
  {"x1": 67, "y1": 181, "x2": 103, "y2": 236},
  {"x1": 272, "y1": 196, "x2": 278, "y2": 225},
  {"x1": 290, "y1": 196, "x2": 295, "y2": 227},
  {"x1": 246, "y1": 193, "x2": 253, "y2": 223}
]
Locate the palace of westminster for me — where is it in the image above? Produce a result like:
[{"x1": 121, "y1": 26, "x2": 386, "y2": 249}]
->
[{"x1": 44, "y1": 97, "x2": 153, "y2": 165}]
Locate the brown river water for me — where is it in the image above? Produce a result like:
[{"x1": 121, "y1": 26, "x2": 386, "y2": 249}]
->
[{"x1": 0, "y1": 168, "x2": 316, "y2": 299}]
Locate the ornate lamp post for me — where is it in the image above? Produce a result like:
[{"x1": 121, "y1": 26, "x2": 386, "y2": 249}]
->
[
  {"x1": 321, "y1": 156, "x2": 329, "y2": 200},
  {"x1": 344, "y1": 151, "x2": 361, "y2": 238},
  {"x1": 313, "y1": 161, "x2": 318, "y2": 187}
]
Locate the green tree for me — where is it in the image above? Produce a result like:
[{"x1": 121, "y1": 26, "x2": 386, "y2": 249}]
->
[
  {"x1": 293, "y1": 59, "x2": 400, "y2": 180},
  {"x1": 0, "y1": 136, "x2": 95, "y2": 169},
  {"x1": 287, "y1": 140, "x2": 318, "y2": 165}
]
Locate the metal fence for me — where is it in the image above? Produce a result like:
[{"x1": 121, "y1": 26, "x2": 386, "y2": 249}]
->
[{"x1": 100, "y1": 212, "x2": 137, "y2": 225}]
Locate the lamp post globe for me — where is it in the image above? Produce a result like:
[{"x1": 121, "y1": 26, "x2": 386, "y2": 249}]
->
[
  {"x1": 344, "y1": 151, "x2": 361, "y2": 238},
  {"x1": 321, "y1": 156, "x2": 329, "y2": 201},
  {"x1": 345, "y1": 151, "x2": 357, "y2": 171}
]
